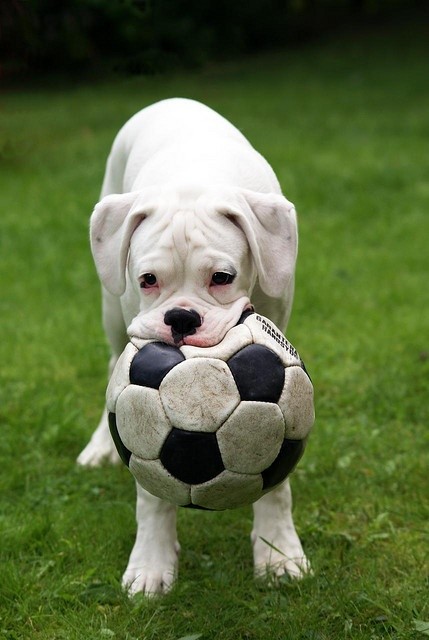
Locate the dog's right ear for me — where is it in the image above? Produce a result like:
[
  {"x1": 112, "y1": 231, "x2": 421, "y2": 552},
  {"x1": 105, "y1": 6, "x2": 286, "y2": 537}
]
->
[{"x1": 90, "y1": 192, "x2": 148, "y2": 296}]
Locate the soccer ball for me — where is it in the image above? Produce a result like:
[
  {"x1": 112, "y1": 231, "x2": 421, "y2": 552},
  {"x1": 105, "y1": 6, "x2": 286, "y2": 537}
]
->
[{"x1": 107, "y1": 311, "x2": 314, "y2": 510}]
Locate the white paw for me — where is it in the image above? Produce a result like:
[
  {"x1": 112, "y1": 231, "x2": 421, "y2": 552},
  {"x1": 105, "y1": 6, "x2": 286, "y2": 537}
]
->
[
  {"x1": 122, "y1": 541, "x2": 180, "y2": 597},
  {"x1": 76, "y1": 435, "x2": 121, "y2": 467},
  {"x1": 77, "y1": 408, "x2": 121, "y2": 467},
  {"x1": 252, "y1": 534, "x2": 312, "y2": 581}
]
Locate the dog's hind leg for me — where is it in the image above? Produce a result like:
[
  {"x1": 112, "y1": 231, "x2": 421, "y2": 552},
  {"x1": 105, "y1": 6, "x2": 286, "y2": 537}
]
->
[{"x1": 77, "y1": 288, "x2": 127, "y2": 467}]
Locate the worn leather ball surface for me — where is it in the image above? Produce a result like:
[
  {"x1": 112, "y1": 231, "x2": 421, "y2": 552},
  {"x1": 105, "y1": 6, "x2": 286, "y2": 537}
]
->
[{"x1": 107, "y1": 312, "x2": 314, "y2": 510}]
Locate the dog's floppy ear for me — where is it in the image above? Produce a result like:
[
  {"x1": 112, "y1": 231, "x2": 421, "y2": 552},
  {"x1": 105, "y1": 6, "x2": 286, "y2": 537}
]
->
[
  {"x1": 226, "y1": 189, "x2": 298, "y2": 298},
  {"x1": 90, "y1": 192, "x2": 149, "y2": 296}
]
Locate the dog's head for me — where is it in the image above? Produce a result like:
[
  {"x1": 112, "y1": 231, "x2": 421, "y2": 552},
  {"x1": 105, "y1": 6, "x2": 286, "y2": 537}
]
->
[{"x1": 90, "y1": 185, "x2": 297, "y2": 347}]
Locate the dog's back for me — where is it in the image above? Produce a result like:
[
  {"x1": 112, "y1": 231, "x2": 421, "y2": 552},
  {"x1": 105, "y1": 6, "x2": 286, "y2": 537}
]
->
[{"x1": 101, "y1": 98, "x2": 280, "y2": 196}]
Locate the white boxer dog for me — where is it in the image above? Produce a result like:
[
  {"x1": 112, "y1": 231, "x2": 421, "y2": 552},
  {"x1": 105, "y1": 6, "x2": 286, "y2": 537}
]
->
[{"x1": 78, "y1": 98, "x2": 310, "y2": 595}]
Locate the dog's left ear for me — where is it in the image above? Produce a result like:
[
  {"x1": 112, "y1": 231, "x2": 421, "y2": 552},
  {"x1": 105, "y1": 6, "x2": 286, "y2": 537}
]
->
[{"x1": 226, "y1": 189, "x2": 298, "y2": 298}]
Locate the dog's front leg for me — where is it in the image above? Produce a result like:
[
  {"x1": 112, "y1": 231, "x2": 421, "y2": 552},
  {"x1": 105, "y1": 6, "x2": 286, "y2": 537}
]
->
[
  {"x1": 251, "y1": 479, "x2": 310, "y2": 580},
  {"x1": 122, "y1": 483, "x2": 180, "y2": 596}
]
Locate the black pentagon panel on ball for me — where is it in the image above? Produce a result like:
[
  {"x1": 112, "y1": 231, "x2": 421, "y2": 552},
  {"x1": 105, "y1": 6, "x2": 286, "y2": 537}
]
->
[
  {"x1": 108, "y1": 412, "x2": 132, "y2": 467},
  {"x1": 227, "y1": 344, "x2": 285, "y2": 403},
  {"x1": 129, "y1": 342, "x2": 185, "y2": 389},
  {"x1": 160, "y1": 428, "x2": 225, "y2": 485},
  {"x1": 262, "y1": 439, "x2": 306, "y2": 491}
]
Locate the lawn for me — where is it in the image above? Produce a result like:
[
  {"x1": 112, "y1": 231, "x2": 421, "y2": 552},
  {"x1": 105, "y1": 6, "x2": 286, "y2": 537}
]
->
[{"x1": 1, "y1": 16, "x2": 428, "y2": 640}]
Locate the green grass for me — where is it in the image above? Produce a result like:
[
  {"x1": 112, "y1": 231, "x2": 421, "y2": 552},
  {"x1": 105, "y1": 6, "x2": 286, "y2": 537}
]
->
[{"x1": 1, "y1": 17, "x2": 429, "y2": 640}]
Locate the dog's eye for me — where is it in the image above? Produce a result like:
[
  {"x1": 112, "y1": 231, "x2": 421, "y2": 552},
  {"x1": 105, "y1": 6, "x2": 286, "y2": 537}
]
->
[
  {"x1": 140, "y1": 273, "x2": 157, "y2": 288},
  {"x1": 211, "y1": 272, "x2": 235, "y2": 286}
]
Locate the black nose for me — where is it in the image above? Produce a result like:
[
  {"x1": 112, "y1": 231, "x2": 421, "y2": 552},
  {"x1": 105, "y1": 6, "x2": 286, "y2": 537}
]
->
[{"x1": 164, "y1": 308, "x2": 202, "y2": 343}]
